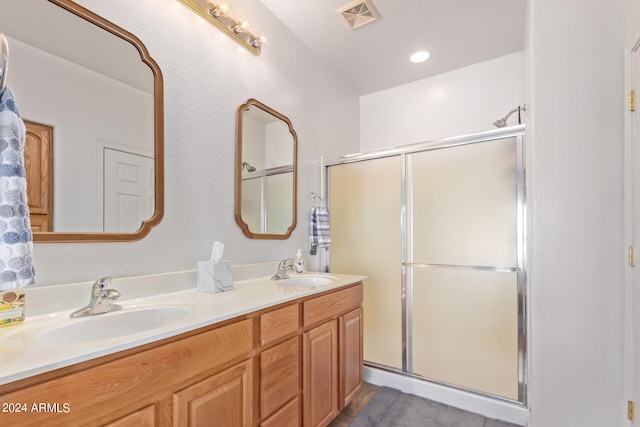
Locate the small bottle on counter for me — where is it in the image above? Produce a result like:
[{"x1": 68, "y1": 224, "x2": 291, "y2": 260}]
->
[{"x1": 294, "y1": 249, "x2": 306, "y2": 274}]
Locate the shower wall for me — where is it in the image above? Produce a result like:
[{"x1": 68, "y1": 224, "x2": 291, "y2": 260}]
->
[
  {"x1": 326, "y1": 128, "x2": 525, "y2": 401},
  {"x1": 359, "y1": 52, "x2": 524, "y2": 152}
]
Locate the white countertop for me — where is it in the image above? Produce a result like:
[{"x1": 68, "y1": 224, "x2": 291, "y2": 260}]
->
[{"x1": 0, "y1": 272, "x2": 365, "y2": 386}]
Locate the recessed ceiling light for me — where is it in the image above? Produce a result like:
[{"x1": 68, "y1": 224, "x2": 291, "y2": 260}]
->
[{"x1": 410, "y1": 50, "x2": 430, "y2": 64}]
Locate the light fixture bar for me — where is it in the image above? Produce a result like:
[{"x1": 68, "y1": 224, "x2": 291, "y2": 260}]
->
[{"x1": 177, "y1": 0, "x2": 264, "y2": 56}]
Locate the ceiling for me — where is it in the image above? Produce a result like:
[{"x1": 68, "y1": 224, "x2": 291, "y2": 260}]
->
[{"x1": 258, "y1": 0, "x2": 527, "y2": 95}]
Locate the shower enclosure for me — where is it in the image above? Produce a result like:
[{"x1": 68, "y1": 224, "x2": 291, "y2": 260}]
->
[{"x1": 324, "y1": 126, "x2": 526, "y2": 403}]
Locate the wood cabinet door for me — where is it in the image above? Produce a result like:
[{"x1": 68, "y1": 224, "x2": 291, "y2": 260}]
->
[
  {"x1": 340, "y1": 307, "x2": 364, "y2": 409},
  {"x1": 173, "y1": 359, "x2": 254, "y2": 427},
  {"x1": 24, "y1": 120, "x2": 53, "y2": 232},
  {"x1": 303, "y1": 320, "x2": 338, "y2": 427}
]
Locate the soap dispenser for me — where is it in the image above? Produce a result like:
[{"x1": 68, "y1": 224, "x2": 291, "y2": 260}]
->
[{"x1": 294, "y1": 249, "x2": 306, "y2": 274}]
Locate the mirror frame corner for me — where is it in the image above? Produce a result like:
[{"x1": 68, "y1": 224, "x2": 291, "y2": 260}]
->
[
  {"x1": 33, "y1": 0, "x2": 164, "y2": 243},
  {"x1": 234, "y1": 98, "x2": 297, "y2": 240}
]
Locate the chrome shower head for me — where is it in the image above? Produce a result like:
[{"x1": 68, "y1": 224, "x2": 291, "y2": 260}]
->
[
  {"x1": 241, "y1": 161, "x2": 256, "y2": 172},
  {"x1": 493, "y1": 105, "x2": 526, "y2": 128},
  {"x1": 493, "y1": 118, "x2": 508, "y2": 128}
]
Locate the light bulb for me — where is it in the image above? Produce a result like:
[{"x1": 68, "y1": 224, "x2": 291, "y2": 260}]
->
[
  {"x1": 251, "y1": 35, "x2": 266, "y2": 48},
  {"x1": 410, "y1": 50, "x2": 430, "y2": 64},
  {"x1": 233, "y1": 20, "x2": 249, "y2": 33}
]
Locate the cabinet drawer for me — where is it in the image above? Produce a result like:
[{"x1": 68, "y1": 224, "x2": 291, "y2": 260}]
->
[
  {"x1": 260, "y1": 303, "x2": 299, "y2": 345},
  {"x1": 260, "y1": 336, "x2": 300, "y2": 418},
  {"x1": 103, "y1": 405, "x2": 155, "y2": 427},
  {"x1": 260, "y1": 396, "x2": 300, "y2": 427},
  {"x1": 303, "y1": 283, "x2": 363, "y2": 327}
]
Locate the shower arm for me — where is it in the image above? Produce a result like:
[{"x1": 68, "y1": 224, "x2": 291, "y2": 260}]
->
[{"x1": 502, "y1": 107, "x2": 522, "y2": 122}]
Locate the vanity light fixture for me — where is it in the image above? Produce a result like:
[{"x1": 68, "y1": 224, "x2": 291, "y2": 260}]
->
[
  {"x1": 177, "y1": 0, "x2": 265, "y2": 55},
  {"x1": 410, "y1": 50, "x2": 430, "y2": 64}
]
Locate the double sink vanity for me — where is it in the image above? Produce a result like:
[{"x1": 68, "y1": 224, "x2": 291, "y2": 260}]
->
[{"x1": 0, "y1": 269, "x2": 365, "y2": 426}]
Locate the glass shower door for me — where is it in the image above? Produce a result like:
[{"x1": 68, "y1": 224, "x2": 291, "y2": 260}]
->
[
  {"x1": 408, "y1": 137, "x2": 521, "y2": 400},
  {"x1": 328, "y1": 156, "x2": 403, "y2": 370}
]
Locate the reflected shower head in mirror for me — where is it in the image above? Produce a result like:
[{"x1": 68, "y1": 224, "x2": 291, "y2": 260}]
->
[
  {"x1": 493, "y1": 105, "x2": 526, "y2": 128},
  {"x1": 241, "y1": 161, "x2": 256, "y2": 172}
]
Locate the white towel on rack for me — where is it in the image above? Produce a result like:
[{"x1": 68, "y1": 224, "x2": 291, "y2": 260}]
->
[
  {"x1": 0, "y1": 86, "x2": 35, "y2": 290},
  {"x1": 309, "y1": 205, "x2": 331, "y2": 255}
]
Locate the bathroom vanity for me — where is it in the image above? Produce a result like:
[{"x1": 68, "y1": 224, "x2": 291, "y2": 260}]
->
[{"x1": 0, "y1": 273, "x2": 364, "y2": 427}]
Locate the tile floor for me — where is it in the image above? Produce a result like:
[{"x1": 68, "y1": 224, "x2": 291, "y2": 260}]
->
[
  {"x1": 329, "y1": 383, "x2": 521, "y2": 427},
  {"x1": 329, "y1": 383, "x2": 380, "y2": 427}
]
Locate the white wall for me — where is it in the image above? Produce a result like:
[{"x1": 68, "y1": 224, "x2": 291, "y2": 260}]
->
[
  {"x1": 359, "y1": 2, "x2": 627, "y2": 422},
  {"x1": 242, "y1": 115, "x2": 265, "y2": 169},
  {"x1": 360, "y1": 52, "x2": 524, "y2": 152},
  {"x1": 527, "y1": 0, "x2": 625, "y2": 425},
  {"x1": 265, "y1": 120, "x2": 292, "y2": 168},
  {"x1": 30, "y1": 0, "x2": 360, "y2": 285},
  {"x1": 628, "y1": 0, "x2": 640, "y2": 42}
]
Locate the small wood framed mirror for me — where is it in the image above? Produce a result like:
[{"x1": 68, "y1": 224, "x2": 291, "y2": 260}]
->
[{"x1": 235, "y1": 99, "x2": 297, "y2": 239}]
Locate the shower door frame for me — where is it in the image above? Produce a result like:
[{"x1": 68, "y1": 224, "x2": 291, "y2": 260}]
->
[
  {"x1": 240, "y1": 164, "x2": 294, "y2": 234},
  {"x1": 322, "y1": 125, "x2": 527, "y2": 405}
]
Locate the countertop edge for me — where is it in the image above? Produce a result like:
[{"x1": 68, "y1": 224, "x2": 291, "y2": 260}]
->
[{"x1": 0, "y1": 273, "x2": 366, "y2": 387}]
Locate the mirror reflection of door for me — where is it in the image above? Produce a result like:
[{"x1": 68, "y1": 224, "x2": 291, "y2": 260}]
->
[
  {"x1": 103, "y1": 149, "x2": 154, "y2": 233},
  {"x1": 24, "y1": 120, "x2": 53, "y2": 232}
]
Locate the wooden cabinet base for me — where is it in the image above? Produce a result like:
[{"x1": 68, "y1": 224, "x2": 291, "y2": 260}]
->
[
  {"x1": 0, "y1": 319, "x2": 254, "y2": 426},
  {"x1": 0, "y1": 282, "x2": 363, "y2": 427}
]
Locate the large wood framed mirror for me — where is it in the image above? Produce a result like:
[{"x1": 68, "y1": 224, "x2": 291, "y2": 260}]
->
[
  {"x1": 0, "y1": 0, "x2": 164, "y2": 242},
  {"x1": 235, "y1": 99, "x2": 297, "y2": 239}
]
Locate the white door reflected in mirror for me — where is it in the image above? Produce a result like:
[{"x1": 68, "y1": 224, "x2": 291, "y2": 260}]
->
[{"x1": 103, "y1": 149, "x2": 154, "y2": 233}]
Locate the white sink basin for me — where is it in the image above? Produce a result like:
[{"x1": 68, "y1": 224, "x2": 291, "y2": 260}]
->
[
  {"x1": 37, "y1": 306, "x2": 192, "y2": 344},
  {"x1": 276, "y1": 274, "x2": 338, "y2": 288}
]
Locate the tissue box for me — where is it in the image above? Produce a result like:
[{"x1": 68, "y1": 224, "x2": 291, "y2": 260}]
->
[
  {"x1": 197, "y1": 260, "x2": 234, "y2": 293},
  {"x1": 0, "y1": 290, "x2": 25, "y2": 328}
]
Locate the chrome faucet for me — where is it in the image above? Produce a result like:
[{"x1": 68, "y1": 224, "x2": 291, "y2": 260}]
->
[
  {"x1": 70, "y1": 277, "x2": 122, "y2": 318},
  {"x1": 271, "y1": 258, "x2": 295, "y2": 280}
]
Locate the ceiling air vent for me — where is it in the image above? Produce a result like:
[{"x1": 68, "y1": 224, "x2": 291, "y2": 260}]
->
[{"x1": 338, "y1": 0, "x2": 379, "y2": 29}]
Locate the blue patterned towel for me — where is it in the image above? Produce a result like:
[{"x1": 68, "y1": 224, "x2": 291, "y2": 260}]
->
[
  {"x1": 0, "y1": 86, "x2": 35, "y2": 290},
  {"x1": 309, "y1": 205, "x2": 331, "y2": 255}
]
